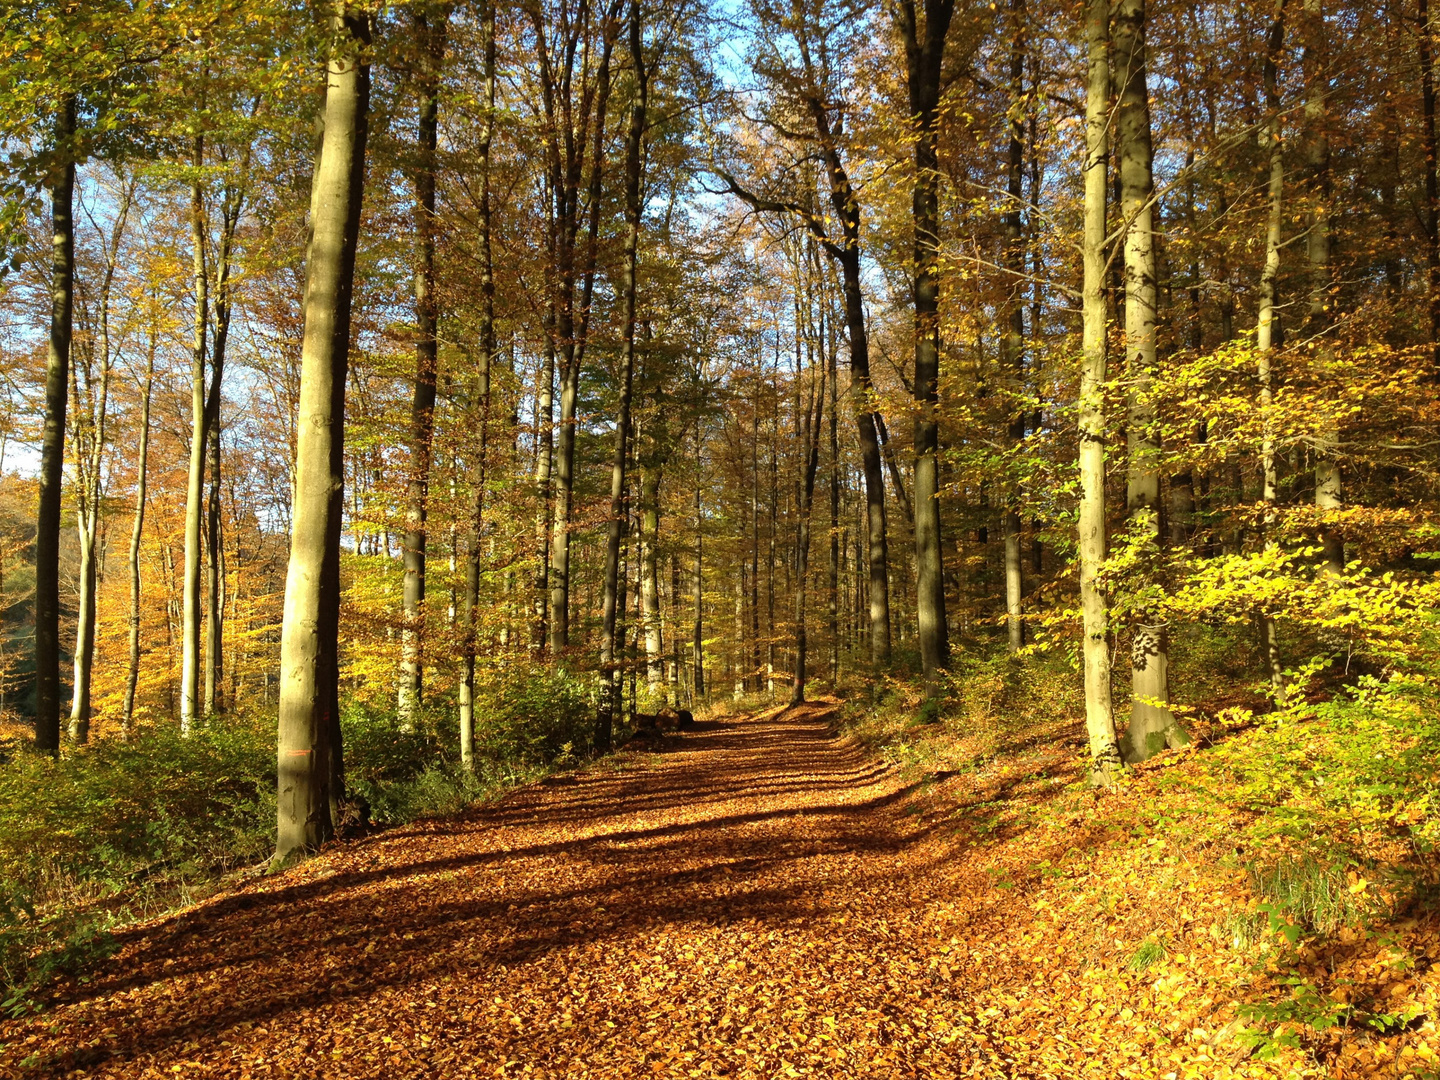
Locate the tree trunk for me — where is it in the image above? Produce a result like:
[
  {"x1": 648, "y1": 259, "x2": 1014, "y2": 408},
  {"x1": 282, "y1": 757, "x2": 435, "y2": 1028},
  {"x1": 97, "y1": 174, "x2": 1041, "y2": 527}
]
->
[
  {"x1": 1003, "y1": 0, "x2": 1027, "y2": 655},
  {"x1": 1115, "y1": 0, "x2": 1186, "y2": 761},
  {"x1": 641, "y1": 466, "x2": 664, "y2": 691},
  {"x1": 203, "y1": 181, "x2": 240, "y2": 718},
  {"x1": 181, "y1": 140, "x2": 210, "y2": 734},
  {"x1": 1256, "y1": 0, "x2": 1288, "y2": 700},
  {"x1": 399, "y1": 7, "x2": 448, "y2": 727},
  {"x1": 545, "y1": 11, "x2": 619, "y2": 654},
  {"x1": 459, "y1": 0, "x2": 495, "y2": 771},
  {"x1": 598, "y1": 0, "x2": 646, "y2": 750},
  {"x1": 123, "y1": 309, "x2": 158, "y2": 736},
  {"x1": 35, "y1": 99, "x2": 75, "y2": 756},
  {"x1": 692, "y1": 440, "x2": 705, "y2": 699},
  {"x1": 827, "y1": 298, "x2": 840, "y2": 681},
  {"x1": 892, "y1": 0, "x2": 956, "y2": 689},
  {"x1": 1422, "y1": 0, "x2": 1440, "y2": 367},
  {"x1": 1079, "y1": 0, "x2": 1121, "y2": 784},
  {"x1": 276, "y1": 5, "x2": 371, "y2": 866},
  {"x1": 1303, "y1": 0, "x2": 1343, "y2": 577},
  {"x1": 791, "y1": 314, "x2": 827, "y2": 705},
  {"x1": 68, "y1": 173, "x2": 132, "y2": 742}
]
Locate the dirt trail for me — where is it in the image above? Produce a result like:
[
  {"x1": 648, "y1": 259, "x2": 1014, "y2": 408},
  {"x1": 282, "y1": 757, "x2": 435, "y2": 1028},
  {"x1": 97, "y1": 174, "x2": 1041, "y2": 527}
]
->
[{"x1": 2, "y1": 704, "x2": 1044, "y2": 1079}]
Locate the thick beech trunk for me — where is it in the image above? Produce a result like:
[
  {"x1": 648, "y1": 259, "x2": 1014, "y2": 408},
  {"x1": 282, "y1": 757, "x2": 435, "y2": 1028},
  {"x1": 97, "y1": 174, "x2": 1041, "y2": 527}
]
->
[
  {"x1": 1115, "y1": 0, "x2": 1186, "y2": 761},
  {"x1": 1079, "y1": 0, "x2": 1121, "y2": 784},
  {"x1": 35, "y1": 99, "x2": 75, "y2": 756},
  {"x1": 892, "y1": 0, "x2": 955, "y2": 688},
  {"x1": 276, "y1": 6, "x2": 371, "y2": 865}
]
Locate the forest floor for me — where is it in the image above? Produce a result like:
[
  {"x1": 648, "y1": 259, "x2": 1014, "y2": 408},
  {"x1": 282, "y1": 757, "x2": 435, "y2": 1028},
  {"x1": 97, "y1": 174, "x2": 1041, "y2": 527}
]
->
[{"x1": 0, "y1": 701, "x2": 1435, "y2": 1079}]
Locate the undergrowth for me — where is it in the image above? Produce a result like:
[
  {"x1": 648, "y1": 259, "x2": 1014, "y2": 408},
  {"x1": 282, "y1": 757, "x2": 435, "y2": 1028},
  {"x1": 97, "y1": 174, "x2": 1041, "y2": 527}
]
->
[
  {"x1": 0, "y1": 659, "x2": 598, "y2": 1016},
  {"x1": 831, "y1": 622, "x2": 1440, "y2": 1070}
]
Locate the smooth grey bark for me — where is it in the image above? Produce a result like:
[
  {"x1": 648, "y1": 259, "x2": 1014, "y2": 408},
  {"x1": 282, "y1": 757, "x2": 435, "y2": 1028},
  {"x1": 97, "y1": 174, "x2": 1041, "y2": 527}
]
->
[
  {"x1": 459, "y1": 0, "x2": 496, "y2": 771},
  {"x1": 1079, "y1": 0, "x2": 1120, "y2": 784},
  {"x1": 276, "y1": 6, "x2": 371, "y2": 866},
  {"x1": 181, "y1": 141, "x2": 209, "y2": 734},
  {"x1": 1003, "y1": 0, "x2": 1027, "y2": 655},
  {"x1": 1256, "y1": 0, "x2": 1288, "y2": 700},
  {"x1": 1114, "y1": 0, "x2": 1186, "y2": 761},
  {"x1": 35, "y1": 99, "x2": 75, "y2": 757},
  {"x1": 891, "y1": 0, "x2": 955, "y2": 688},
  {"x1": 399, "y1": 6, "x2": 448, "y2": 727},
  {"x1": 599, "y1": 0, "x2": 647, "y2": 750},
  {"x1": 123, "y1": 306, "x2": 158, "y2": 736}
]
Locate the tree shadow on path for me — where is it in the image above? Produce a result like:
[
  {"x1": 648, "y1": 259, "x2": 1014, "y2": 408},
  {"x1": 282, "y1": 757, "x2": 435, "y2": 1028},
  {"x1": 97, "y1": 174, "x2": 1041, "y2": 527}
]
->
[{"x1": 3, "y1": 701, "x2": 1019, "y2": 1078}]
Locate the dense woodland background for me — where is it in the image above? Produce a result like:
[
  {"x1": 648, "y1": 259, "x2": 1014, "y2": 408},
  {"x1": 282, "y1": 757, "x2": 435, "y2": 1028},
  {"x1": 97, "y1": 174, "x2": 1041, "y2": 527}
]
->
[{"x1": 0, "y1": 0, "x2": 1436, "y2": 1042}]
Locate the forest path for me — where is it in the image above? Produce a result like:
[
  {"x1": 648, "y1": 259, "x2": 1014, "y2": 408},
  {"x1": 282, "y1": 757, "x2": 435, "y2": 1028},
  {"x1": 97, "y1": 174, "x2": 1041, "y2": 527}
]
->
[{"x1": 3, "y1": 702, "x2": 1063, "y2": 1079}]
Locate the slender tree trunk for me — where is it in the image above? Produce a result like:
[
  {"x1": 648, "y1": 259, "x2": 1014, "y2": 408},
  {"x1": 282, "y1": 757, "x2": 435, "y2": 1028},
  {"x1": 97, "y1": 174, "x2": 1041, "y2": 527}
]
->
[
  {"x1": 749, "y1": 398, "x2": 761, "y2": 691},
  {"x1": 791, "y1": 322, "x2": 827, "y2": 705},
  {"x1": 692, "y1": 441, "x2": 705, "y2": 699},
  {"x1": 534, "y1": 290, "x2": 555, "y2": 649},
  {"x1": 1256, "y1": 0, "x2": 1288, "y2": 699},
  {"x1": 35, "y1": 99, "x2": 75, "y2": 756},
  {"x1": 548, "y1": 17, "x2": 618, "y2": 654},
  {"x1": 598, "y1": 0, "x2": 646, "y2": 750},
  {"x1": 1003, "y1": 0, "x2": 1027, "y2": 655},
  {"x1": 1421, "y1": 0, "x2": 1440, "y2": 367},
  {"x1": 181, "y1": 141, "x2": 210, "y2": 734},
  {"x1": 1079, "y1": 0, "x2": 1121, "y2": 784},
  {"x1": 641, "y1": 467, "x2": 664, "y2": 691},
  {"x1": 459, "y1": 0, "x2": 495, "y2": 771},
  {"x1": 203, "y1": 188, "x2": 239, "y2": 718},
  {"x1": 399, "y1": 7, "x2": 448, "y2": 727},
  {"x1": 827, "y1": 300, "x2": 840, "y2": 680},
  {"x1": 893, "y1": 0, "x2": 955, "y2": 689},
  {"x1": 123, "y1": 313, "x2": 158, "y2": 736},
  {"x1": 68, "y1": 175, "x2": 132, "y2": 742},
  {"x1": 1303, "y1": 0, "x2": 1343, "y2": 576},
  {"x1": 1115, "y1": 0, "x2": 1186, "y2": 761},
  {"x1": 275, "y1": 6, "x2": 371, "y2": 866}
]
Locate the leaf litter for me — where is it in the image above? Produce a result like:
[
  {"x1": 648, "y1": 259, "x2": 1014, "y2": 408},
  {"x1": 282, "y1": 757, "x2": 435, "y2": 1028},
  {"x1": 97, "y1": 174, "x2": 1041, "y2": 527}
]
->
[{"x1": 0, "y1": 702, "x2": 1435, "y2": 1078}]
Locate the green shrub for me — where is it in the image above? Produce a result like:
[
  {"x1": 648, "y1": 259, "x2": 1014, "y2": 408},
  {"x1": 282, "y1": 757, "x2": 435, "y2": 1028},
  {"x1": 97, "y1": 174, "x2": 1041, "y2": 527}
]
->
[
  {"x1": 470, "y1": 662, "x2": 596, "y2": 766},
  {"x1": 0, "y1": 720, "x2": 274, "y2": 900}
]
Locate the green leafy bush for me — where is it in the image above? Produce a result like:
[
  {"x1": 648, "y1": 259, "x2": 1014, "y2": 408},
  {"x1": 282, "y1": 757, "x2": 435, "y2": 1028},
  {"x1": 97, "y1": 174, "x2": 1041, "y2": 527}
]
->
[{"x1": 0, "y1": 721, "x2": 274, "y2": 899}]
